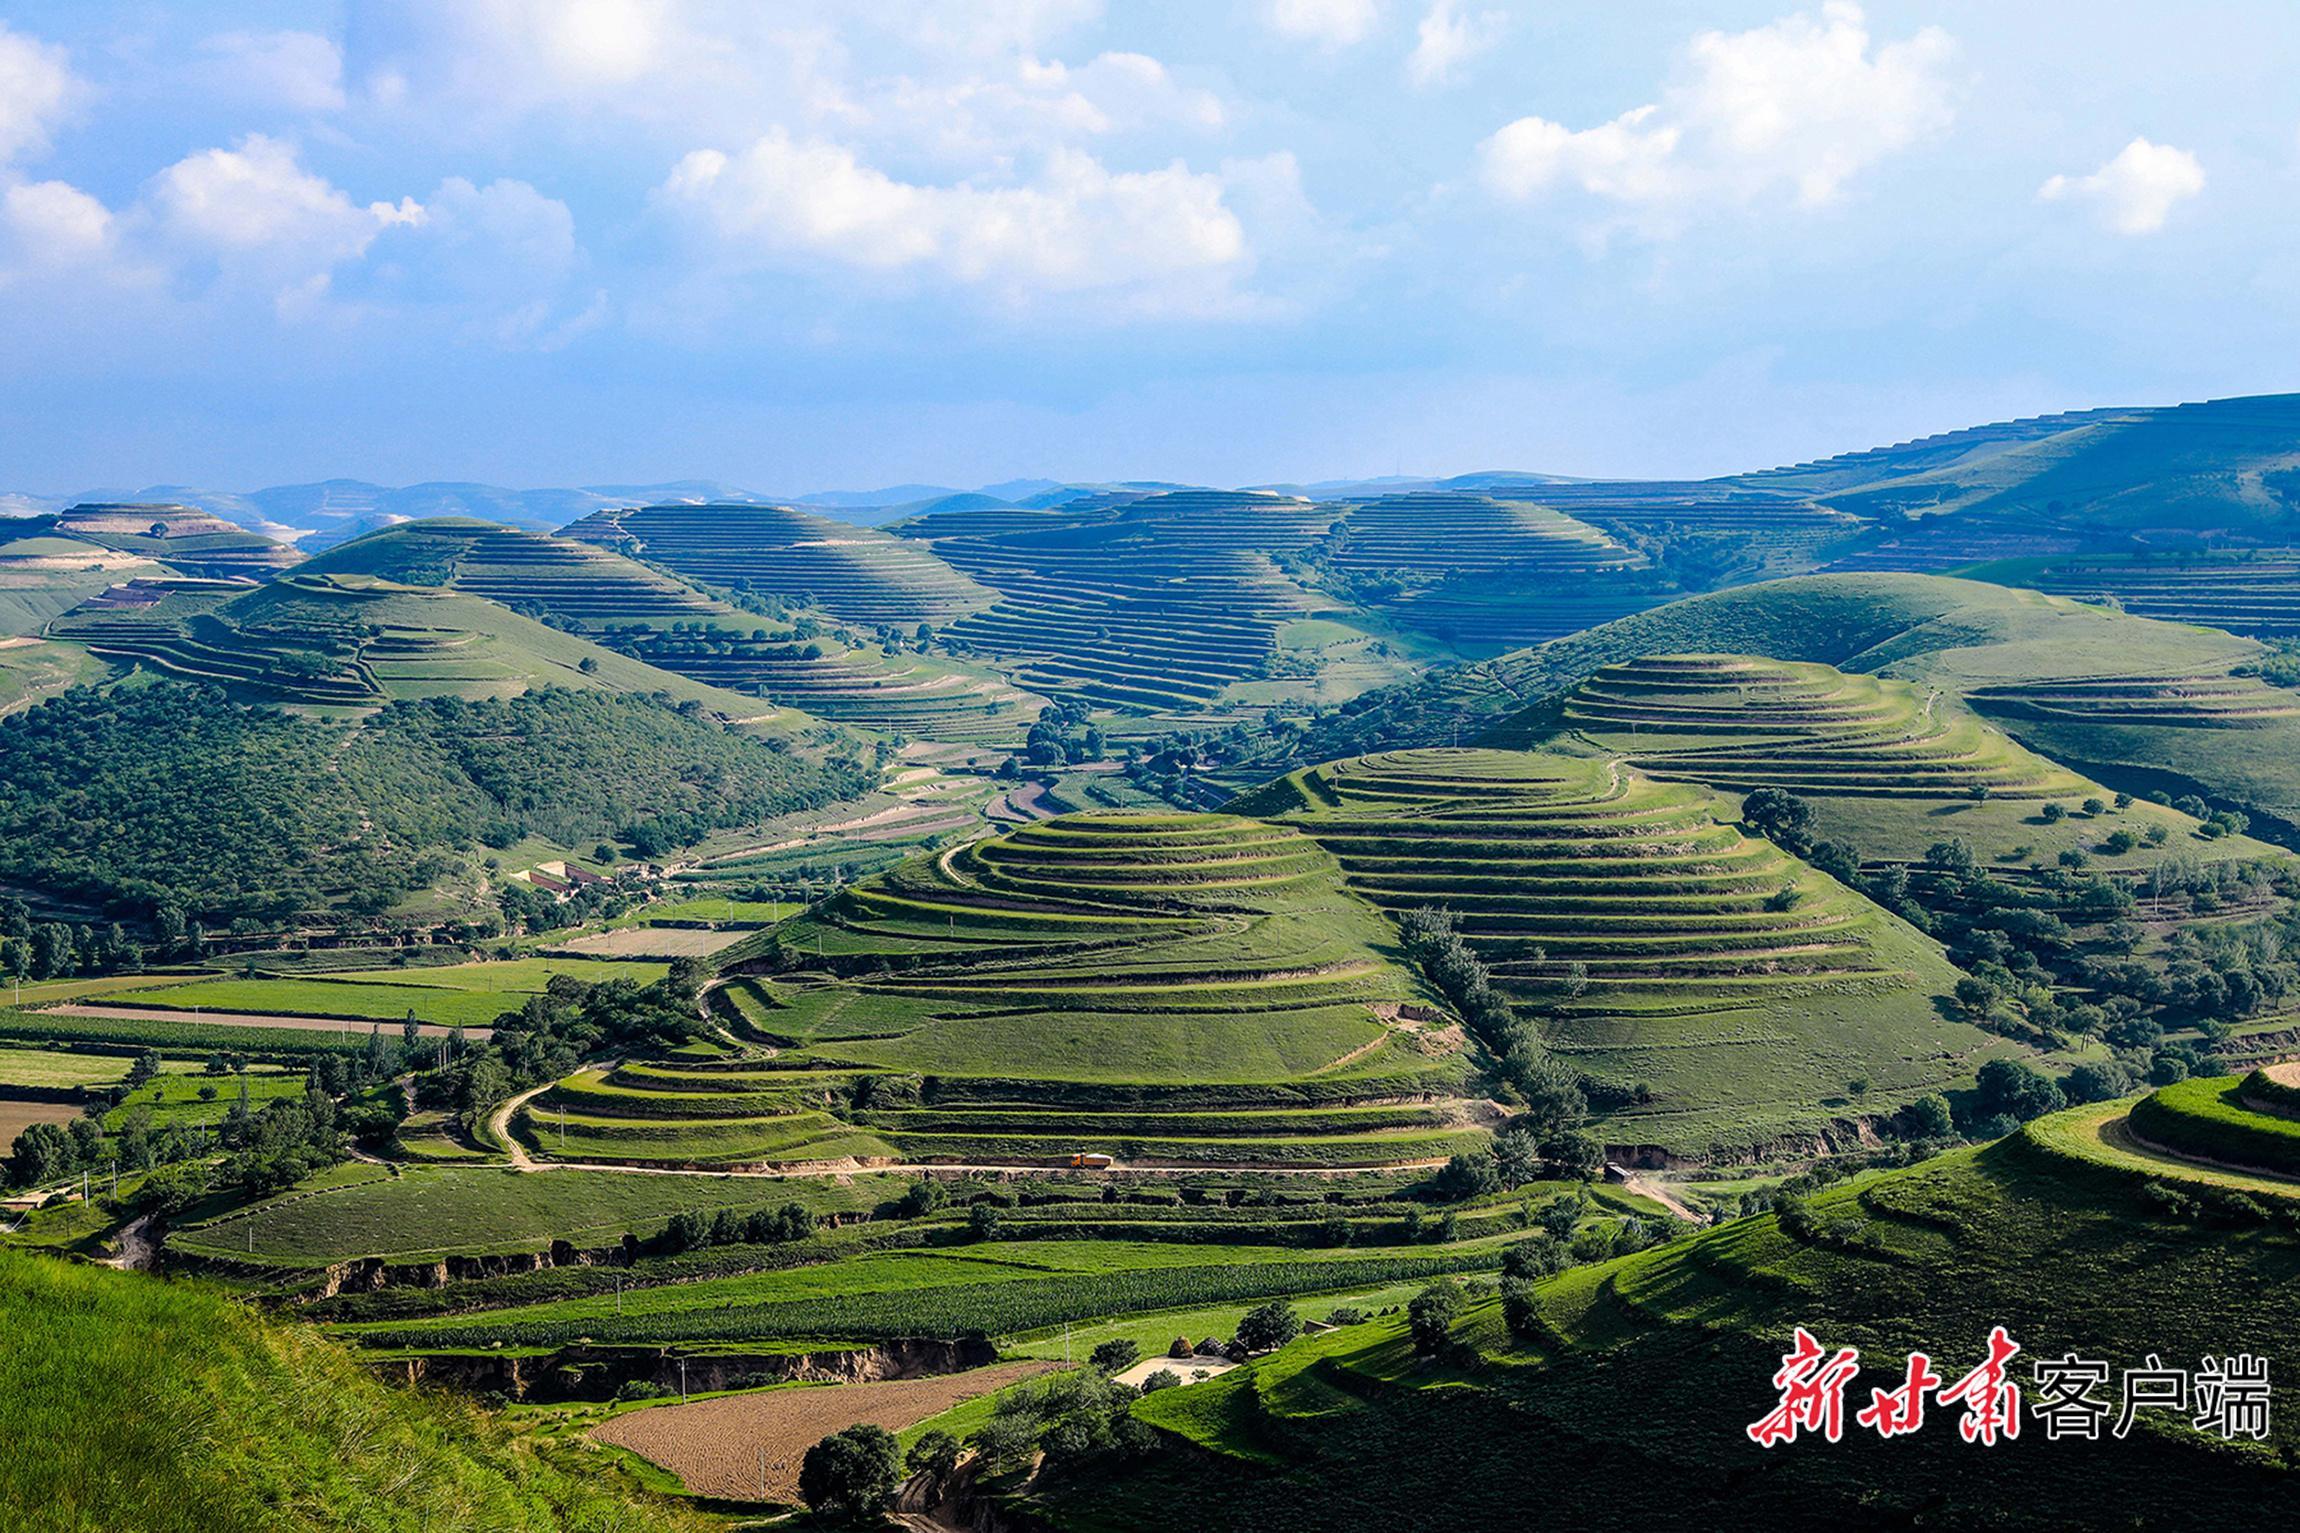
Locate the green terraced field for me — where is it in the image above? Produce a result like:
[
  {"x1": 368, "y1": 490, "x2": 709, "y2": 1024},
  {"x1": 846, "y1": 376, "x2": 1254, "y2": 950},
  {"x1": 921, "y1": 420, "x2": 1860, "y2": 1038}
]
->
[
  {"x1": 333, "y1": 1240, "x2": 1510, "y2": 1352},
  {"x1": 903, "y1": 490, "x2": 1358, "y2": 713},
  {"x1": 562, "y1": 501, "x2": 996, "y2": 627},
  {"x1": 1320, "y1": 490, "x2": 1656, "y2": 652},
  {"x1": 47, "y1": 567, "x2": 781, "y2": 718},
  {"x1": 500, "y1": 809, "x2": 1489, "y2": 1174},
  {"x1": 1235, "y1": 747, "x2": 2009, "y2": 1156},
  {"x1": 2125, "y1": 1072, "x2": 2300, "y2": 1174},
  {"x1": 1544, "y1": 653, "x2": 2263, "y2": 865}
]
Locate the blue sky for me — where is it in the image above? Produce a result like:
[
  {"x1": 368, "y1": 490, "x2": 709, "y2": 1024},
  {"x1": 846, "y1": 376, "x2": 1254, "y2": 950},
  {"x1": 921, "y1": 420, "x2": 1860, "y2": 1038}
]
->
[{"x1": 0, "y1": 1, "x2": 2292, "y2": 494}]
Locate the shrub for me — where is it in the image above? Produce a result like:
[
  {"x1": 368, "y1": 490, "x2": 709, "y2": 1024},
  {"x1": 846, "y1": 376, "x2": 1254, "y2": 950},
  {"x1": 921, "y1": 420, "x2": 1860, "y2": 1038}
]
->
[
  {"x1": 1088, "y1": 1339, "x2": 1140, "y2": 1375},
  {"x1": 906, "y1": 1430, "x2": 961, "y2": 1496},
  {"x1": 1139, "y1": 1369, "x2": 1182, "y2": 1394},
  {"x1": 1500, "y1": 1275, "x2": 1541, "y2": 1339},
  {"x1": 1502, "y1": 1233, "x2": 1566, "y2": 1280},
  {"x1": 1236, "y1": 1299, "x2": 1303, "y2": 1355},
  {"x1": 1326, "y1": 1306, "x2": 1367, "y2": 1326},
  {"x1": 1408, "y1": 1279, "x2": 1465, "y2": 1355},
  {"x1": 799, "y1": 1424, "x2": 903, "y2": 1523}
]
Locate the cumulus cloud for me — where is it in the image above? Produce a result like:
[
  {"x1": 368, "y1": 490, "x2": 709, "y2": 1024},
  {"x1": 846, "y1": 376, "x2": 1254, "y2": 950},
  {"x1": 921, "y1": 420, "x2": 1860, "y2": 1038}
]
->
[
  {"x1": 1266, "y1": 0, "x2": 1380, "y2": 50},
  {"x1": 196, "y1": 30, "x2": 348, "y2": 113},
  {"x1": 658, "y1": 130, "x2": 1248, "y2": 306},
  {"x1": 0, "y1": 179, "x2": 116, "y2": 274},
  {"x1": 1479, "y1": 3, "x2": 1956, "y2": 231},
  {"x1": 1407, "y1": 1, "x2": 1504, "y2": 89},
  {"x1": 150, "y1": 135, "x2": 420, "y2": 272},
  {"x1": 0, "y1": 23, "x2": 79, "y2": 166},
  {"x1": 2039, "y1": 137, "x2": 2205, "y2": 236}
]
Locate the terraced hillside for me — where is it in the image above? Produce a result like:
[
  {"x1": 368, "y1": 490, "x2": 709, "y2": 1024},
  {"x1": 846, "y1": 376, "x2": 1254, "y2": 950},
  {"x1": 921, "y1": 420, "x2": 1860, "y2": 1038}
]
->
[
  {"x1": 47, "y1": 504, "x2": 302, "y2": 581},
  {"x1": 0, "y1": 530, "x2": 172, "y2": 635},
  {"x1": 47, "y1": 568, "x2": 778, "y2": 717},
  {"x1": 619, "y1": 811, "x2": 1489, "y2": 1173},
  {"x1": 1041, "y1": 1101, "x2": 2300, "y2": 1533},
  {"x1": 561, "y1": 501, "x2": 994, "y2": 626},
  {"x1": 1318, "y1": 491, "x2": 1653, "y2": 651},
  {"x1": 1968, "y1": 550, "x2": 2300, "y2": 639},
  {"x1": 1236, "y1": 748, "x2": 2000, "y2": 1158},
  {"x1": 1240, "y1": 576, "x2": 2300, "y2": 844},
  {"x1": 301, "y1": 520, "x2": 1037, "y2": 739},
  {"x1": 905, "y1": 490, "x2": 1354, "y2": 714},
  {"x1": 1480, "y1": 480, "x2": 1867, "y2": 577}
]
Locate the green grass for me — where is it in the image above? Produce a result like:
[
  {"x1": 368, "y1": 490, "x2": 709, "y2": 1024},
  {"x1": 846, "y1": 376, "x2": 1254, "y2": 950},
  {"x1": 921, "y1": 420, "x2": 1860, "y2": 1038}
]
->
[
  {"x1": 0, "y1": 1249, "x2": 711, "y2": 1533},
  {"x1": 105, "y1": 1070, "x2": 306, "y2": 1130},
  {"x1": 2127, "y1": 1074, "x2": 2300, "y2": 1175},
  {"x1": 1242, "y1": 746, "x2": 2010, "y2": 1157},
  {"x1": 109, "y1": 960, "x2": 666, "y2": 1029},
  {"x1": 1028, "y1": 1106, "x2": 2300, "y2": 1531},
  {"x1": 166, "y1": 1165, "x2": 912, "y2": 1265},
  {"x1": 334, "y1": 1241, "x2": 1509, "y2": 1352}
]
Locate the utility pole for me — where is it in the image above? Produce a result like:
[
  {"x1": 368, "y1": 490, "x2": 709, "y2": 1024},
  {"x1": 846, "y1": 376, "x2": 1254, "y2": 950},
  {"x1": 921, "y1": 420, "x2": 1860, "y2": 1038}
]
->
[{"x1": 679, "y1": 1356, "x2": 689, "y2": 1403}]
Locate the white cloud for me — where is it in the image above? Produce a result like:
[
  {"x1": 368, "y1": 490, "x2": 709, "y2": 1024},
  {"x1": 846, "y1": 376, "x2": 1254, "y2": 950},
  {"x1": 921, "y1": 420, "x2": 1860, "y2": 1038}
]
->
[
  {"x1": 1407, "y1": 1, "x2": 1504, "y2": 89},
  {"x1": 2039, "y1": 137, "x2": 2205, "y2": 236},
  {"x1": 0, "y1": 23, "x2": 79, "y2": 166},
  {"x1": 197, "y1": 30, "x2": 348, "y2": 113},
  {"x1": 148, "y1": 135, "x2": 423, "y2": 296},
  {"x1": 1482, "y1": 107, "x2": 1681, "y2": 205},
  {"x1": 659, "y1": 130, "x2": 1248, "y2": 305},
  {"x1": 1479, "y1": 3, "x2": 1956, "y2": 231},
  {"x1": 1266, "y1": 0, "x2": 1380, "y2": 50},
  {"x1": 0, "y1": 179, "x2": 115, "y2": 271}
]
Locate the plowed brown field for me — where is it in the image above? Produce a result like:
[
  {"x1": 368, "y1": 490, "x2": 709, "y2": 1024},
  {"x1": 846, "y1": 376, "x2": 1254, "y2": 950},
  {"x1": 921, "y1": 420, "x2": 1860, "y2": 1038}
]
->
[{"x1": 590, "y1": 1360, "x2": 1055, "y2": 1502}]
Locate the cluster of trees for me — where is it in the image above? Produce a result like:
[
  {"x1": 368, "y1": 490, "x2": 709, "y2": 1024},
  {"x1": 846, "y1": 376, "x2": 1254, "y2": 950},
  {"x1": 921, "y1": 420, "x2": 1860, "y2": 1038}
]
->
[
  {"x1": 655, "y1": 1201, "x2": 815, "y2": 1254},
  {"x1": 0, "y1": 683, "x2": 872, "y2": 934},
  {"x1": 423, "y1": 965, "x2": 708, "y2": 1133},
  {"x1": 1396, "y1": 906, "x2": 1598, "y2": 1174},
  {"x1": 0, "y1": 899, "x2": 147, "y2": 984},
  {"x1": 1018, "y1": 699, "x2": 1106, "y2": 768}
]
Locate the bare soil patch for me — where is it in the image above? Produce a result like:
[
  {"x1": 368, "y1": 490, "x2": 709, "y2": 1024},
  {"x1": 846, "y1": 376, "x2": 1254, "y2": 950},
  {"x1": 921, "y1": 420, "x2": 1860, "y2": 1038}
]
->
[
  {"x1": 0, "y1": 1096, "x2": 80, "y2": 1149},
  {"x1": 546, "y1": 927, "x2": 748, "y2": 960},
  {"x1": 591, "y1": 1360, "x2": 1054, "y2": 1502}
]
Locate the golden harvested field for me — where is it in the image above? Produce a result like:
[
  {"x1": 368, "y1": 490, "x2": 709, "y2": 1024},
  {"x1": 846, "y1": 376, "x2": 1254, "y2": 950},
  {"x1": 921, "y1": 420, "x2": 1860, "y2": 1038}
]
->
[{"x1": 590, "y1": 1360, "x2": 1053, "y2": 1501}]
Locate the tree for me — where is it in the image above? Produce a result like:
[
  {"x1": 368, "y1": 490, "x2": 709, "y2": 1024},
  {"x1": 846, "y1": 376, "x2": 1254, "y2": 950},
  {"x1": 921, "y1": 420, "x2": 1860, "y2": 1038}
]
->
[
  {"x1": 1432, "y1": 1150, "x2": 1499, "y2": 1201},
  {"x1": 5, "y1": 1121, "x2": 75, "y2": 1188},
  {"x1": 968, "y1": 1201, "x2": 1004, "y2": 1241},
  {"x1": 1235, "y1": 1300, "x2": 1303, "y2": 1355},
  {"x1": 1139, "y1": 1369, "x2": 1182, "y2": 1394},
  {"x1": 1541, "y1": 1130, "x2": 1605, "y2": 1181},
  {"x1": 1088, "y1": 1339, "x2": 1141, "y2": 1375},
  {"x1": 1741, "y1": 787, "x2": 1816, "y2": 851},
  {"x1": 1894, "y1": 1094, "x2": 1954, "y2": 1140},
  {"x1": 1408, "y1": 1279, "x2": 1465, "y2": 1355},
  {"x1": 799, "y1": 1424, "x2": 903, "y2": 1524},
  {"x1": 905, "y1": 1430, "x2": 962, "y2": 1498},
  {"x1": 1974, "y1": 1058, "x2": 2065, "y2": 1124}
]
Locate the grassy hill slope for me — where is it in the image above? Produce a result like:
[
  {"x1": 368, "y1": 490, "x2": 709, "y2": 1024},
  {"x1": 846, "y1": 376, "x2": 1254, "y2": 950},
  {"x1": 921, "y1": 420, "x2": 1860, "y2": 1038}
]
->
[
  {"x1": 48, "y1": 568, "x2": 788, "y2": 721},
  {"x1": 1236, "y1": 748, "x2": 2004, "y2": 1157},
  {"x1": 1037, "y1": 1099, "x2": 2300, "y2": 1531},
  {"x1": 675, "y1": 810, "x2": 1483, "y2": 1172},
  {"x1": 1539, "y1": 653, "x2": 2277, "y2": 866},
  {"x1": 303, "y1": 520, "x2": 1036, "y2": 740},
  {"x1": 1249, "y1": 575, "x2": 2300, "y2": 845},
  {"x1": 0, "y1": 1250, "x2": 705, "y2": 1533}
]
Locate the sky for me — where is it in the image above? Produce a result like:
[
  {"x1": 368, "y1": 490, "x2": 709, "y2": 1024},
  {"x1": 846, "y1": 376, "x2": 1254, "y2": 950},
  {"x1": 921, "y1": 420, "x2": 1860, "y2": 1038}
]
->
[{"x1": 0, "y1": 1, "x2": 2293, "y2": 495}]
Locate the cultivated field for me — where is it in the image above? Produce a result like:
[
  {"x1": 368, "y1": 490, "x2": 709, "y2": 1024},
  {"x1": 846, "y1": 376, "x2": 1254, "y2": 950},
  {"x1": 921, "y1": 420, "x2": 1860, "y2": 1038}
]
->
[{"x1": 591, "y1": 1361, "x2": 1054, "y2": 1501}]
